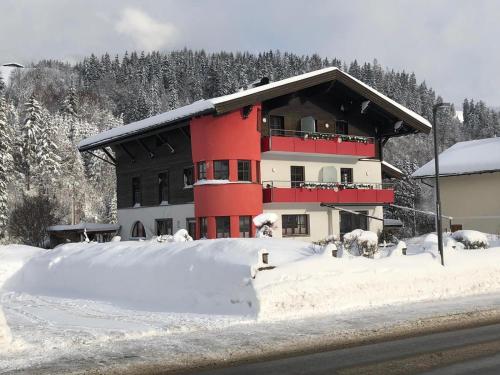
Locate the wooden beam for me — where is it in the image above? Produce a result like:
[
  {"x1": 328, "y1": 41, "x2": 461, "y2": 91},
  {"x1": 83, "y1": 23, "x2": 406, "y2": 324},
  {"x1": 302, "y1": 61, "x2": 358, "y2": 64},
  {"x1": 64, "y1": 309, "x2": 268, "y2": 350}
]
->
[
  {"x1": 86, "y1": 150, "x2": 115, "y2": 166},
  {"x1": 120, "y1": 143, "x2": 135, "y2": 163},
  {"x1": 178, "y1": 126, "x2": 190, "y2": 140},
  {"x1": 156, "y1": 133, "x2": 175, "y2": 153},
  {"x1": 102, "y1": 147, "x2": 116, "y2": 164},
  {"x1": 138, "y1": 139, "x2": 155, "y2": 158}
]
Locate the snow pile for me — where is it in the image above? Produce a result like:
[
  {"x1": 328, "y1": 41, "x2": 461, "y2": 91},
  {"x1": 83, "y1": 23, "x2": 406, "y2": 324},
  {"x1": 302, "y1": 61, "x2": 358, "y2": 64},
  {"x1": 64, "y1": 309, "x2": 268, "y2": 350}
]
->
[
  {"x1": 4, "y1": 239, "x2": 314, "y2": 316},
  {"x1": 452, "y1": 230, "x2": 489, "y2": 249},
  {"x1": 0, "y1": 245, "x2": 45, "y2": 349}
]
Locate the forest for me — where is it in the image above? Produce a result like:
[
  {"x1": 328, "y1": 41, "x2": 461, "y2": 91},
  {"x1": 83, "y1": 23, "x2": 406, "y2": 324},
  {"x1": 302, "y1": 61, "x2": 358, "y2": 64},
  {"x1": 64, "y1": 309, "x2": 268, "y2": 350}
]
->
[{"x1": 1, "y1": 49, "x2": 499, "y2": 244}]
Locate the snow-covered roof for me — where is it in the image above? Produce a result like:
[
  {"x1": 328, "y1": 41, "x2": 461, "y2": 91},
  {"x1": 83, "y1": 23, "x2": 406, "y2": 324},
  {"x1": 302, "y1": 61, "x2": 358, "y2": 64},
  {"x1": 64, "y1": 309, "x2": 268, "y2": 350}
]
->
[
  {"x1": 412, "y1": 137, "x2": 500, "y2": 178},
  {"x1": 47, "y1": 223, "x2": 120, "y2": 233},
  {"x1": 381, "y1": 161, "x2": 404, "y2": 179},
  {"x1": 79, "y1": 67, "x2": 432, "y2": 151}
]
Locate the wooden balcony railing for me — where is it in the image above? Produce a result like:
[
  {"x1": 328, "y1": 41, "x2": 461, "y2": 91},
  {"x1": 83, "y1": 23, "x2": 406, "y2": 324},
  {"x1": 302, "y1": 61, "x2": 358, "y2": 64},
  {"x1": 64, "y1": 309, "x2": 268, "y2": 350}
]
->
[{"x1": 261, "y1": 129, "x2": 376, "y2": 157}]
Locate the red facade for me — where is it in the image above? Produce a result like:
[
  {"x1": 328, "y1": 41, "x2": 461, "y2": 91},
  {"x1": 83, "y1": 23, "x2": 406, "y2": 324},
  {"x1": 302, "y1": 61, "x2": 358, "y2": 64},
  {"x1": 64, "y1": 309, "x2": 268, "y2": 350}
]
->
[{"x1": 190, "y1": 105, "x2": 263, "y2": 239}]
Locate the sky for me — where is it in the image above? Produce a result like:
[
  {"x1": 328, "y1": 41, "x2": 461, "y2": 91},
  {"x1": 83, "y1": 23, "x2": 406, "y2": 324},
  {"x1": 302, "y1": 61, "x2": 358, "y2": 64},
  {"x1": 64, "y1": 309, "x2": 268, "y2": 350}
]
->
[{"x1": 1, "y1": 0, "x2": 500, "y2": 107}]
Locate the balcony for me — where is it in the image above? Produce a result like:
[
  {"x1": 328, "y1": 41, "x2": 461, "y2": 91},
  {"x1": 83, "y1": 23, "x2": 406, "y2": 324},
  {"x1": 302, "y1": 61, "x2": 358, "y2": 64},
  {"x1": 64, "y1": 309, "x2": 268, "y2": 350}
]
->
[
  {"x1": 261, "y1": 130, "x2": 376, "y2": 157},
  {"x1": 262, "y1": 180, "x2": 394, "y2": 205}
]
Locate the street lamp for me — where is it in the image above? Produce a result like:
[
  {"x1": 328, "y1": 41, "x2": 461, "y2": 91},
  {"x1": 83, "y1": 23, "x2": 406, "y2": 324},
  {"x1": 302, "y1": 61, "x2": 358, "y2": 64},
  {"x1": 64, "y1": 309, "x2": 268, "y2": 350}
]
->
[{"x1": 432, "y1": 102, "x2": 450, "y2": 266}]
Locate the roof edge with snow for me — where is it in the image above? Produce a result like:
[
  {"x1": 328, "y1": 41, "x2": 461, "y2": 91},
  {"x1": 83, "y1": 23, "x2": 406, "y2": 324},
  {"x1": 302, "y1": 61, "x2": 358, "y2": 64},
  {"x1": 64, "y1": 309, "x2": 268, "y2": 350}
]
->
[{"x1": 79, "y1": 67, "x2": 432, "y2": 152}]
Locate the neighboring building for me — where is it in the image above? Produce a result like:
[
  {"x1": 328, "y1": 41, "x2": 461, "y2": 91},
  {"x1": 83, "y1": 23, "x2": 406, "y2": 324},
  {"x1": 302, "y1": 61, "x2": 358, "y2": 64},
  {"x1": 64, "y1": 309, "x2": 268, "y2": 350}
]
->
[
  {"x1": 412, "y1": 137, "x2": 500, "y2": 234},
  {"x1": 79, "y1": 67, "x2": 430, "y2": 242},
  {"x1": 47, "y1": 223, "x2": 120, "y2": 248}
]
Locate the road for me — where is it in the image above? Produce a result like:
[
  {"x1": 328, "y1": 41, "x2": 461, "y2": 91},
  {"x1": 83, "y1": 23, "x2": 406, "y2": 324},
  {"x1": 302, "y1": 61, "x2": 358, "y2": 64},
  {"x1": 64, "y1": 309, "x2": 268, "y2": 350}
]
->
[{"x1": 187, "y1": 323, "x2": 500, "y2": 375}]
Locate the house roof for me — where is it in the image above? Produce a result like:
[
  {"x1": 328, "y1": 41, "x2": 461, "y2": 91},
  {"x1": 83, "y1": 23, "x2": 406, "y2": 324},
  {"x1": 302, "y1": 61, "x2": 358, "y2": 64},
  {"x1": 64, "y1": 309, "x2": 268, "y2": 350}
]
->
[
  {"x1": 47, "y1": 223, "x2": 120, "y2": 233},
  {"x1": 412, "y1": 137, "x2": 500, "y2": 178},
  {"x1": 381, "y1": 161, "x2": 404, "y2": 179},
  {"x1": 78, "y1": 67, "x2": 432, "y2": 152}
]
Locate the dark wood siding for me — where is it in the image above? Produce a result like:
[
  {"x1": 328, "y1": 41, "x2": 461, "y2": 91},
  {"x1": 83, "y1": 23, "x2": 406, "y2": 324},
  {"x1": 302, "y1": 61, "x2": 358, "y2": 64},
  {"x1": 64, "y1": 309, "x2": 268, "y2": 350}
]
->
[
  {"x1": 262, "y1": 82, "x2": 386, "y2": 159},
  {"x1": 113, "y1": 125, "x2": 194, "y2": 209}
]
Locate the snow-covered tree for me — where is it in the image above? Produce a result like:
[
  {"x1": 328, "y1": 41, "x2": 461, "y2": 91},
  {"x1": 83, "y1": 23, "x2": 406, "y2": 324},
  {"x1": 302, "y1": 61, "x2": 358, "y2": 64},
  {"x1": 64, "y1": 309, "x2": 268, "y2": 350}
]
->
[{"x1": 0, "y1": 96, "x2": 13, "y2": 238}]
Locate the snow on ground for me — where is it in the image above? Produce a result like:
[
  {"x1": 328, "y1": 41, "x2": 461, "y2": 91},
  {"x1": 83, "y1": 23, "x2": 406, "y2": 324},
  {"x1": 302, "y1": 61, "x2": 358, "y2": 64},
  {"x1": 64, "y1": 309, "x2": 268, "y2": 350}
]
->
[{"x1": 1, "y1": 234, "x2": 500, "y2": 372}]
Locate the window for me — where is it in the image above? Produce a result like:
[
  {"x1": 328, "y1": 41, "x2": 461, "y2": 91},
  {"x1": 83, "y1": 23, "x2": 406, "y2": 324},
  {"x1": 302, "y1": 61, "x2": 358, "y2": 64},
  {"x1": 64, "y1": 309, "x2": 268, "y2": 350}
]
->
[
  {"x1": 291, "y1": 166, "x2": 305, "y2": 188},
  {"x1": 238, "y1": 160, "x2": 251, "y2": 181},
  {"x1": 239, "y1": 216, "x2": 252, "y2": 238},
  {"x1": 132, "y1": 177, "x2": 141, "y2": 206},
  {"x1": 156, "y1": 218, "x2": 173, "y2": 236},
  {"x1": 184, "y1": 166, "x2": 194, "y2": 187},
  {"x1": 256, "y1": 160, "x2": 261, "y2": 183},
  {"x1": 199, "y1": 217, "x2": 208, "y2": 239},
  {"x1": 158, "y1": 172, "x2": 169, "y2": 203},
  {"x1": 340, "y1": 211, "x2": 368, "y2": 237},
  {"x1": 269, "y1": 115, "x2": 285, "y2": 135},
  {"x1": 214, "y1": 160, "x2": 229, "y2": 180},
  {"x1": 131, "y1": 221, "x2": 146, "y2": 238},
  {"x1": 216, "y1": 216, "x2": 231, "y2": 238},
  {"x1": 282, "y1": 215, "x2": 309, "y2": 237},
  {"x1": 186, "y1": 218, "x2": 196, "y2": 239},
  {"x1": 340, "y1": 168, "x2": 353, "y2": 184},
  {"x1": 336, "y1": 120, "x2": 348, "y2": 135},
  {"x1": 197, "y1": 161, "x2": 207, "y2": 180}
]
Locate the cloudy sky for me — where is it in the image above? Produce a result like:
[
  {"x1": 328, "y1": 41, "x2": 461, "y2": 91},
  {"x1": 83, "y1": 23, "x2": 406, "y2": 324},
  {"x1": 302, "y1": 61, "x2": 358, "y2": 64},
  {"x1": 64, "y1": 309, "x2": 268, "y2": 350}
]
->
[{"x1": 1, "y1": 0, "x2": 499, "y2": 107}]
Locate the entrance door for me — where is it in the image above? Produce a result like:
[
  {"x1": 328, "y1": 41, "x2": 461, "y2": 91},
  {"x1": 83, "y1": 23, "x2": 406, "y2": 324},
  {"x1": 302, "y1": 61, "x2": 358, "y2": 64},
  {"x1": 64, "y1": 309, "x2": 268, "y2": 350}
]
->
[
  {"x1": 186, "y1": 218, "x2": 196, "y2": 239},
  {"x1": 340, "y1": 210, "x2": 368, "y2": 238}
]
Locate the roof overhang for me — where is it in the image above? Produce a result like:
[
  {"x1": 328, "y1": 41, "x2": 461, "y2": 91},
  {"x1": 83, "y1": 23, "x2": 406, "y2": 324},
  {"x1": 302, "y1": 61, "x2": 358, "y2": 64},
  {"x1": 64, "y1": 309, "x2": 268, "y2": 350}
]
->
[
  {"x1": 413, "y1": 168, "x2": 500, "y2": 180},
  {"x1": 79, "y1": 67, "x2": 432, "y2": 152}
]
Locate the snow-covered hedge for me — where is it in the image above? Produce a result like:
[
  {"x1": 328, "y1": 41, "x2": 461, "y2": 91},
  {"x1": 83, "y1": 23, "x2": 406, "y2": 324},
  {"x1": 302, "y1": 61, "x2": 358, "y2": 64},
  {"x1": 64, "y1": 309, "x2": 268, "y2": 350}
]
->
[
  {"x1": 343, "y1": 229, "x2": 379, "y2": 257},
  {"x1": 451, "y1": 230, "x2": 489, "y2": 249}
]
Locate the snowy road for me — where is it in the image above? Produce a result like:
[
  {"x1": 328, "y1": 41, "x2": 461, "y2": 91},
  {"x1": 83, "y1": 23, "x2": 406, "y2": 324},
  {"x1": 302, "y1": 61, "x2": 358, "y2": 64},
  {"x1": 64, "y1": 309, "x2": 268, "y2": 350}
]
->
[
  {"x1": 3, "y1": 293, "x2": 500, "y2": 374},
  {"x1": 188, "y1": 323, "x2": 500, "y2": 374}
]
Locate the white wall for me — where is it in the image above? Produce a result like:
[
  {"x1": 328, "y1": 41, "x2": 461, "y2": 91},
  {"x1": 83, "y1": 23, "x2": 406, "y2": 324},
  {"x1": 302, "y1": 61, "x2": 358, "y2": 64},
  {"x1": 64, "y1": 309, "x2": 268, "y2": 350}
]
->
[
  {"x1": 118, "y1": 203, "x2": 195, "y2": 240},
  {"x1": 440, "y1": 172, "x2": 500, "y2": 234},
  {"x1": 264, "y1": 203, "x2": 383, "y2": 242},
  {"x1": 261, "y1": 154, "x2": 382, "y2": 186}
]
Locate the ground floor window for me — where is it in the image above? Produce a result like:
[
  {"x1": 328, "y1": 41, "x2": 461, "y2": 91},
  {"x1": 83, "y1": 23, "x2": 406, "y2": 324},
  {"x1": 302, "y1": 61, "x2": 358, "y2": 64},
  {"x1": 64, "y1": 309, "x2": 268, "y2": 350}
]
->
[
  {"x1": 155, "y1": 218, "x2": 173, "y2": 236},
  {"x1": 216, "y1": 216, "x2": 231, "y2": 238},
  {"x1": 340, "y1": 210, "x2": 368, "y2": 237},
  {"x1": 186, "y1": 218, "x2": 196, "y2": 239},
  {"x1": 199, "y1": 217, "x2": 208, "y2": 239},
  {"x1": 131, "y1": 221, "x2": 146, "y2": 239},
  {"x1": 282, "y1": 214, "x2": 309, "y2": 237},
  {"x1": 239, "y1": 216, "x2": 251, "y2": 238}
]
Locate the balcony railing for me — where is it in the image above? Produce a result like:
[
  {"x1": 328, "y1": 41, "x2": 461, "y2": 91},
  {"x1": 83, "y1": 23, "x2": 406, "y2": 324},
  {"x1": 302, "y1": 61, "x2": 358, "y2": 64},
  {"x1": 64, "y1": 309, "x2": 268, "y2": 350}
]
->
[
  {"x1": 262, "y1": 180, "x2": 394, "y2": 205},
  {"x1": 261, "y1": 129, "x2": 376, "y2": 157}
]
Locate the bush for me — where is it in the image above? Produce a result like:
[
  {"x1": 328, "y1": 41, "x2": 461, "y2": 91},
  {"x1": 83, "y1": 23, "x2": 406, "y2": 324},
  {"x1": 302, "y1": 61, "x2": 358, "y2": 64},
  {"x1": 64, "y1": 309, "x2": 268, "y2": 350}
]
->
[
  {"x1": 8, "y1": 194, "x2": 60, "y2": 248},
  {"x1": 451, "y1": 230, "x2": 489, "y2": 249},
  {"x1": 343, "y1": 229, "x2": 379, "y2": 258}
]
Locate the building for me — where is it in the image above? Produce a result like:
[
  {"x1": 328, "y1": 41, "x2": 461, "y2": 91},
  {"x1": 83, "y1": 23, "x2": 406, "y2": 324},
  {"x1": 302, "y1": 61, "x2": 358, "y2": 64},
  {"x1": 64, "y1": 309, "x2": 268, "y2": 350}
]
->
[
  {"x1": 78, "y1": 67, "x2": 430, "y2": 241},
  {"x1": 412, "y1": 137, "x2": 500, "y2": 234}
]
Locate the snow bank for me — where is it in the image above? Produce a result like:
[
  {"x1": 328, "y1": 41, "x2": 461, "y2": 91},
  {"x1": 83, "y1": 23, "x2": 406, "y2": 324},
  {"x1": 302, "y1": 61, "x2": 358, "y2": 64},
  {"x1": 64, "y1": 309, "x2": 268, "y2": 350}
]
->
[
  {"x1": 0, "y1": 245, "x2": 45, "y2": 349},
  {"x1": 4, "y1": 235, "x2": 500, "y2": 322},
  {"x1": 4, "y1": 239, "x2": 315, "y2": 316}
]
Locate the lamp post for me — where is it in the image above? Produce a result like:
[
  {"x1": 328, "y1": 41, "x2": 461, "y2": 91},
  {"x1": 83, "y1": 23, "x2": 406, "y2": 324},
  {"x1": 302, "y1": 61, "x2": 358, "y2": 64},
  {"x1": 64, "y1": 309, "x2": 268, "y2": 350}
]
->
[{"x1": 432, "y1": 102, "x2": 450, "y2": 266}]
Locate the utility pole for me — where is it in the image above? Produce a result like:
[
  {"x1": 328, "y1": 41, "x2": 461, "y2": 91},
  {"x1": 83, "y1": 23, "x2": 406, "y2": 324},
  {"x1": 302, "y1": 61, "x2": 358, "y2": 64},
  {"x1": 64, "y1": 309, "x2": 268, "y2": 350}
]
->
[{"x1": 432, "y1": 103, "x2": 450, "y2": 266}]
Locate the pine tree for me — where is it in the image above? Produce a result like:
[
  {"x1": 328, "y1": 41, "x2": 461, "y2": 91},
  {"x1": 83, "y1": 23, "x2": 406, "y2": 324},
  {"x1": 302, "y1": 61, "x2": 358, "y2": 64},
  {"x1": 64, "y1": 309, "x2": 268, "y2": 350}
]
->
[
  {"x1": 36, "y1": 109, "x2": 62, "y2": 190},
  {"x1": 0, "y1": 72, "x2": 5, "y2": 94},
  {"x1": 0, "y1": 96, "x2": 13, "y2": 238},
  {"x1": 19, "y1": 95, "x2": 44, "y2": 191}
]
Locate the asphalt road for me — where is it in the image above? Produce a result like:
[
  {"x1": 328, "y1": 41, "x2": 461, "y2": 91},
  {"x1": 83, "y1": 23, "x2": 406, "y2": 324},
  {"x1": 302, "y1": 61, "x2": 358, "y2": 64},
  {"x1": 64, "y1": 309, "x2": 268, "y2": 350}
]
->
[{"x1": 187, "y1": 323, "x2": 500, "y2": 375}]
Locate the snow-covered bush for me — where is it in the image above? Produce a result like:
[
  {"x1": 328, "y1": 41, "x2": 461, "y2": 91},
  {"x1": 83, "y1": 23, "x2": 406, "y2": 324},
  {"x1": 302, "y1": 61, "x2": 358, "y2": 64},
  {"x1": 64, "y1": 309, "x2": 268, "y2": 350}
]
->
[
  {"x1": 253, "y1": 213, "x2": 278, "y2": 238},
  {"x1": 343, "y1": 229, "x2": 379, "y2": 257},
  {"x1": 451, "y1": 230, "x2": 489, "y2": 249},
  {"x1": 314, "y1": 234, "x2": 338, "y2": 246},
  {"x1": 155, "y1": 229, "x2": 193, "y2": 243}
]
